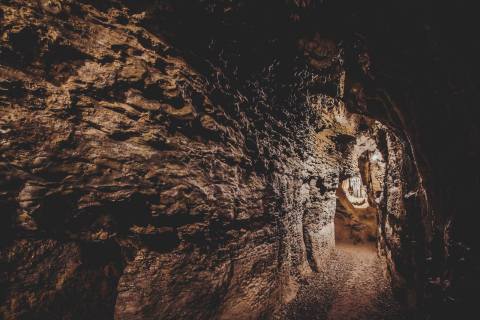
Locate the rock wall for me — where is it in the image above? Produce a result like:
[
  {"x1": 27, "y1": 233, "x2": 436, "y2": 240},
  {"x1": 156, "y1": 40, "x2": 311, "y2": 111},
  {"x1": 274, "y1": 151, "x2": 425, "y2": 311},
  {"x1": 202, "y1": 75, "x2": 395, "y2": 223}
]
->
[
  {"x1": 2, "y1": 0, "x2": 477, "y2": 319},
  {"x1": 0, "y1": 1, "x2": 381, "y2": 319}
]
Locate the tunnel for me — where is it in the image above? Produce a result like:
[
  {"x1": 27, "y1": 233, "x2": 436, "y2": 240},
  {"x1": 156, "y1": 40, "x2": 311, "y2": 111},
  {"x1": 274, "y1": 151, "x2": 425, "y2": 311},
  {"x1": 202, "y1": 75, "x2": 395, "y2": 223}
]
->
[
  {"x1": 0, "y1": 1, "x2": 479, "y2": 320},
  {"x1": 334, "y1": 176, "x2": 378, "y2": 246}
]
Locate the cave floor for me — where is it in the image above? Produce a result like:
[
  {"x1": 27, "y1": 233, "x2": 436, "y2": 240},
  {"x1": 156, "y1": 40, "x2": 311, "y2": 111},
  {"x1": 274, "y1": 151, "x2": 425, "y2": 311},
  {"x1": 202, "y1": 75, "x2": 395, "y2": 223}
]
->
[{"x1": 279, "y1": 243, "x2": 408, "y2": 320}]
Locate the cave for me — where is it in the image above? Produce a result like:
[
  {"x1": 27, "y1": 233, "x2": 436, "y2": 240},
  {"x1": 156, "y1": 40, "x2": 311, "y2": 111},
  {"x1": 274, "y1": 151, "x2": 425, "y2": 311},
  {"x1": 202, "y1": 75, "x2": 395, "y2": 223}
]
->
[
  {"x1": 0, "y1": 1, "x2": 479, "y2": 320},
  {"x1": 335, "y1": 176, "x2": 378, "y2": 246}
]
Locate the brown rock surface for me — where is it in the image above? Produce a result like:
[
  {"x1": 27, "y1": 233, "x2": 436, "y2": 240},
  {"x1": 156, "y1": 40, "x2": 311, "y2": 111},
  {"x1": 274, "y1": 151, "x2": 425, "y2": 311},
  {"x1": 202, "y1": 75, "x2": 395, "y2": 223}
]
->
[
  {"x1": 0, "y1": 1, "x2": 355, "y2": 318},
  {"x1": 0, "y1": 1, "x2": 478, "y2": 319}
]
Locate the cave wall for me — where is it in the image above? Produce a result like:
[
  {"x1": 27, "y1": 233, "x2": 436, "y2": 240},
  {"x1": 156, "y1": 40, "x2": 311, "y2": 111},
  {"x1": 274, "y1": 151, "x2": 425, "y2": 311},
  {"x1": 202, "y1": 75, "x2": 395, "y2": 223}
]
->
[
  {"x1": 0, "y1": 1, "x2": 282, "y2": 318},
  {"x1": 0, "y1": 1, "x2": 366, "y2": 319},
  {"x1": 1, "y1": 0, "x2": 477, "y2": 319}
]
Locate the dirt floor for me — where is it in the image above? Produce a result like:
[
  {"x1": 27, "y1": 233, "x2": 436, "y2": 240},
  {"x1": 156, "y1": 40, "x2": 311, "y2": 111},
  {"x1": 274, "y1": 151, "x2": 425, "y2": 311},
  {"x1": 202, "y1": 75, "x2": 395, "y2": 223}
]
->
[{"x1": 279, "y1": 243, "x2": 408, "y2": 320}]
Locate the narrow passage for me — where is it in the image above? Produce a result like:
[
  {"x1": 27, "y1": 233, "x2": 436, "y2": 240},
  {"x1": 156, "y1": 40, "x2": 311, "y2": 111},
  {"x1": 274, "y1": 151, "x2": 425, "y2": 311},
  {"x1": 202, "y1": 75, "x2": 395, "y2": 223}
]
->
[
  {"x1": 281, "y1": 176, "x2": 407, "y2": 320},
  {"x1": 281, "y1": 243, "x2": 406, "y2": 320}
]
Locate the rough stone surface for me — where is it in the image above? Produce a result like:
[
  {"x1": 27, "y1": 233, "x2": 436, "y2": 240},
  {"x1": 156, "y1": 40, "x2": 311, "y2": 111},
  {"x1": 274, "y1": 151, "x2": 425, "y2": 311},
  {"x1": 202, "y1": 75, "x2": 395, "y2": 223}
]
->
[
  {"x1": 0, "y1": 1, "x2": 375, "y2": 318},
  {"x1": 0, "y1": 1, "x2": 478, "y2": 319}
]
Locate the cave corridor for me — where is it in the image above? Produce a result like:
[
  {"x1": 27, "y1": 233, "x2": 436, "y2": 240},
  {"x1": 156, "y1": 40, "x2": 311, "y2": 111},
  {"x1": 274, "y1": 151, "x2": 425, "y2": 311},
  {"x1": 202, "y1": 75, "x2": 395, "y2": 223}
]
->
[{"x1": 0, "y1": 1, "x2": 479, "y2": 320}]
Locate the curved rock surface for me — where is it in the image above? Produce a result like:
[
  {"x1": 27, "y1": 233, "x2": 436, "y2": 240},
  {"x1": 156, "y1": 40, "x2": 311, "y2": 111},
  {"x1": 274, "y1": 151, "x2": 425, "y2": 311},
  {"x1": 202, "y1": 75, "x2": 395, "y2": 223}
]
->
[{"x1": 0, "y1": 1, "x2": 478, "y2": 319}]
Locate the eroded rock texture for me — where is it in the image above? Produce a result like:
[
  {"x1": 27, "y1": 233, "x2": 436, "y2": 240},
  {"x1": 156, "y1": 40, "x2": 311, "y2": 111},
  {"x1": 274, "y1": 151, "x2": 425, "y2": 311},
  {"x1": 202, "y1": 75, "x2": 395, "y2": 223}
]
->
[
  {"x1": 0, "y1": 1, "x2": 478, "y2": 319},
  {"x1": 0, "y1": 1, "x2": 360, "y2": 319}
]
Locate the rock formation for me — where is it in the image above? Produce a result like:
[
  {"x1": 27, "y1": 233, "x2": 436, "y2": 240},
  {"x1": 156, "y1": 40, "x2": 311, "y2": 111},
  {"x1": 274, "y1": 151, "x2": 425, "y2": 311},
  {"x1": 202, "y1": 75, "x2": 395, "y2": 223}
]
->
[{"x1": 0, "y1": 1, "x2": 478, "y2": 319}]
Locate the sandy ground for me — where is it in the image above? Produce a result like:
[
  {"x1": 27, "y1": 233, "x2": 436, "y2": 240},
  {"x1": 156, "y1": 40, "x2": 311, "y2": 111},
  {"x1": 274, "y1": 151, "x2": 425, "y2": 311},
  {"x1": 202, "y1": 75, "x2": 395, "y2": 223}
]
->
[{"x1": 278, "y1": 243, "x2": 408, "y2": 320}]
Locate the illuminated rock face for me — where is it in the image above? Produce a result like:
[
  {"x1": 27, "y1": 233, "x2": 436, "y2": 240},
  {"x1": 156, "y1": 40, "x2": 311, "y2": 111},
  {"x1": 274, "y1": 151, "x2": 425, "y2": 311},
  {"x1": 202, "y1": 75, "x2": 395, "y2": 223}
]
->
[
  {"x1": 0, "y1": 2, "x2": 377, "y2": 318},
  {"x1": 0, "y1": 1, "x2": 478, "y2": 319}
]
